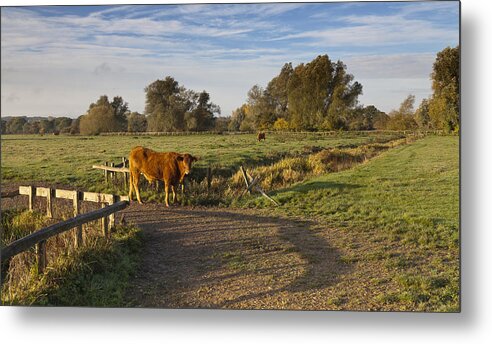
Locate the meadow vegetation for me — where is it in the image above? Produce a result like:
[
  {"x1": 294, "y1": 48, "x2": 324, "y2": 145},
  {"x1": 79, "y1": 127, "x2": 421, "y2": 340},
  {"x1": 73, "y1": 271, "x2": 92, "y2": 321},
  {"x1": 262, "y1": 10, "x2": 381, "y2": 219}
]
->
[
  {"x1": 239, "y1": 135, "x2": 459, "y2": 311},
  {"x1": 1, "y1": 132, "x2": 459, "y2": 311},
  {"x1": 1, "y1": 131, "x2": 403, "y2": 191}
]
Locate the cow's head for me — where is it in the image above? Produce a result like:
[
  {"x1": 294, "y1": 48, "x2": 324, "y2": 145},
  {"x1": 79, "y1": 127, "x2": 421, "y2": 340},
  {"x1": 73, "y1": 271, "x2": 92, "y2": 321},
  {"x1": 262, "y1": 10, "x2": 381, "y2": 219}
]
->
[{"x1": 177, "y1": 153, "x2": 199, "y2": 175}]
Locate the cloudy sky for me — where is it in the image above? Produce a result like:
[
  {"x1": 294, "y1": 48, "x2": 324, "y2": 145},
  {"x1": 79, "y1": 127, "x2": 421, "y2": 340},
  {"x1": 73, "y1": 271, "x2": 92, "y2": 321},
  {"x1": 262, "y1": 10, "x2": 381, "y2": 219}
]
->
[{"x1": 1, "y1": 1, "x2": 459, "y2": 118}]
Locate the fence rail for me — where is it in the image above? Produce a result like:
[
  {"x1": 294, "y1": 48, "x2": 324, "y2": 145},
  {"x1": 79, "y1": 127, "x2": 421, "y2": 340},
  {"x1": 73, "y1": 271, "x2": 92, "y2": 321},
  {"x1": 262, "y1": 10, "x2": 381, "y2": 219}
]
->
[
  {"x1": 1, "y1": 186, "x2": 130, "y2": 279},
  {"x1": 1, "y1": 190, "x2": 20, "y2": 198},
  {"x1": 1, "y1": 201, "x2": 128, "y2": 263}
]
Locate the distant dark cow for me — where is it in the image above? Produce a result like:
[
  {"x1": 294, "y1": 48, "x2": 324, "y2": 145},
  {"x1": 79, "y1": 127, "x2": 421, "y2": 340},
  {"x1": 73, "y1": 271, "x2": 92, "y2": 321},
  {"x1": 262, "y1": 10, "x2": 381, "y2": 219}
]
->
[
  {"x1": 128, "y1": 146, "x2": 198, "y2": 207},
  {"x1": 257, "y1": 132, "x2": 266, "y2": 141}
]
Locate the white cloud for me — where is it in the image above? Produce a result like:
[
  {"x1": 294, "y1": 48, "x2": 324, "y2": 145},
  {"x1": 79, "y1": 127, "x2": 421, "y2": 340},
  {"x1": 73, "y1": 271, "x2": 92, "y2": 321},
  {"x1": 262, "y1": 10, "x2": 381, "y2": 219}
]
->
[
  {"x1": 344, "y1": 53, "x2": 435, "y2": 79},
  {"x1": 272, "y1": 14, "x2": 457, "y2": 47}
]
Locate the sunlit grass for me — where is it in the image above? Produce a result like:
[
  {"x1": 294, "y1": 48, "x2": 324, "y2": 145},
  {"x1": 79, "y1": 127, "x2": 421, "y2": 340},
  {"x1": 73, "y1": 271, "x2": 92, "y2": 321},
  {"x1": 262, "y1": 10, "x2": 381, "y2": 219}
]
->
[
  {"x1": 242, "y1": 136, "x2": 459, "y2": 311},
  {"x1": 1, "y1": 132, "x2": 402, "y2": 190}
]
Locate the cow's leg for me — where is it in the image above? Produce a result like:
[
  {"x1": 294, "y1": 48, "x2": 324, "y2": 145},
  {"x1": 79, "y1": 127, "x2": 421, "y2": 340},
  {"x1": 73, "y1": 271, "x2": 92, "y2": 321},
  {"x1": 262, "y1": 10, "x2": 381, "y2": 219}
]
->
[
  {"x1": 164, "y1": 182, "x2": 170, "y2": 207},
  {"x1": 133, "y1": 172, "x2": 143, "y2": 204},
  {"x1": 171, "y1": 185, "x2": 177, "y2": 204},
  {"x1": 128, "y1": 172, "x2": 134, "y2": 201}
]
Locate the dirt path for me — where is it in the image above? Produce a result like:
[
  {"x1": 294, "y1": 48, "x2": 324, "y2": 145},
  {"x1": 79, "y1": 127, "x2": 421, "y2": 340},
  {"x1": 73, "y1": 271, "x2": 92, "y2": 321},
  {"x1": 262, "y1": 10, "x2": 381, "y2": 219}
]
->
[{"x1": 121, "y1": 202, "x2": 351, "y2": 310}]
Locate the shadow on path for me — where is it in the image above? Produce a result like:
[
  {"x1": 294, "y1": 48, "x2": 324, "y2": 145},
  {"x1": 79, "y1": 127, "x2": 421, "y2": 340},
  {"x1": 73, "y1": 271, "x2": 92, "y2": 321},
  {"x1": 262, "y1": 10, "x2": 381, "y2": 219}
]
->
[{"x1": 122, "y1": 203, "x2": 352, "y2": 309}]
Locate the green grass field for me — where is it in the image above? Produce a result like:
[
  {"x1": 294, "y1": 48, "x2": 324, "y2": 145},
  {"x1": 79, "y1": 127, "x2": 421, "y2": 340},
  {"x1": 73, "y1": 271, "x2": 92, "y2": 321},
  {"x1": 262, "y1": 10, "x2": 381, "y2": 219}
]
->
[
  {"x1": 243, "y1": 135, "x2": 459, "y2": 311},
  {"x1": 1, "y1": 132, "x2": 459, "y2": 311},
  {"x1": 1, "y1": 132, "x2": 402, "y2": 190}
]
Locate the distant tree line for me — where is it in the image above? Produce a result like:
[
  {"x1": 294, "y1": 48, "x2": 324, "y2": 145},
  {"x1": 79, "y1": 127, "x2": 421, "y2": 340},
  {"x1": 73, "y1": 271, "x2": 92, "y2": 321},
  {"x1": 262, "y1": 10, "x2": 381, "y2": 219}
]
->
[
  {"x1": 229, "y1": 54, "x2": 375, "y2": 132},
  {"x1": 1, "y1": 116, "x2": 76, "y2": 135},
  {"x1": 229, "y1": 46, "x2": 459, "y2": 133},
  {"x1": 2, "y1": 46, "x2": 458, "y2": 135},
  {"x1": 1, "y1": 77, "x2": 221, "y2": 135}
]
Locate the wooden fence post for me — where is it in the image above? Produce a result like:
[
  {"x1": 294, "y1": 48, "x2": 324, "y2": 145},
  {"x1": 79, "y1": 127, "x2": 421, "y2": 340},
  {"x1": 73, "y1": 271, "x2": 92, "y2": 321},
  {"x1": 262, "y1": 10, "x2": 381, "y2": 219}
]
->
[
  {"x1": 36, "y1": 240, "x2": 47, "y2": 274},
  {"x1": 122, "y1": 157, "x2": 128, "y2": 188},
  {"x1": 46, "y1": 188, "x2": 53, "y2": 218},
  {"x1": 28, "y1": 185, "x2": 35, "y2": 211},
  {"x1": 110, "y1": 162, "x2": 115, "y2": 182},
  {"x1": 108, "y1": 195, "x2": 115, "y2": 234},
  {"x1": 72, "y1": 191, "x2": 83, "y2": 248},
  {"x1": 104, "y1": 162, "x2": 109, "y2": 183},
  {"x1": 101, "y1": 203, "x2": 109, "y2": 238}
]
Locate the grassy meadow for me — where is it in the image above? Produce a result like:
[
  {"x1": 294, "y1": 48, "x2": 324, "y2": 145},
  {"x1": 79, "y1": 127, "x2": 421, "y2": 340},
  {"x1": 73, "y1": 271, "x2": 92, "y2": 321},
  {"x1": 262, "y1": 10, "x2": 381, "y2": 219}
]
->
[
  {"x1": 0, "y1": 132, "x2": 459, "y2": 310},
  {"x1": 1, "y1": 132, "x2": 403, "y2": 190},
  {"x1": 242, "y1": 135, "x2": 460, "y2": 311}
]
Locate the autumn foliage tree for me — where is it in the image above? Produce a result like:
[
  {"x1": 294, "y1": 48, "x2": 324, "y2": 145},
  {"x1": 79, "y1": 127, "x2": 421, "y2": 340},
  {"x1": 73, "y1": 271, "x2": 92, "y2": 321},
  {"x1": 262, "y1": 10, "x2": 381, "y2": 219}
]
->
[
  {"x1": 235, "y1": 54, "x2": 363, "y2": 131},
  {"x1": 79, "y1": 95, "x2": 128, "y2": 135},
  {"x1": 386, "y1": 95, "x2": 418, "y2": 130},
  {"x1": 145, "y1": 76, "x2": 219, "y2": 132},
  {"x1": 428, "y1": 46, "x2": 460, "y2": 132}
]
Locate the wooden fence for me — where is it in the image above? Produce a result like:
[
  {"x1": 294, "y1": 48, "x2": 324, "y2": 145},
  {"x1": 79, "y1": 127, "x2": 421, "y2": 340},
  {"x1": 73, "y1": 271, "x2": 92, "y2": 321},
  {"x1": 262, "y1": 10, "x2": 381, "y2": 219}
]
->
[
  {"x1": 1, "y1": 186, "x2": 129, "y2": 278},
  {"x1": 93, "y1": 158, "x2": 215, "y2": 191},
  {"x1": 93, "y1": 158, "x2": 130, "y2": 186}
]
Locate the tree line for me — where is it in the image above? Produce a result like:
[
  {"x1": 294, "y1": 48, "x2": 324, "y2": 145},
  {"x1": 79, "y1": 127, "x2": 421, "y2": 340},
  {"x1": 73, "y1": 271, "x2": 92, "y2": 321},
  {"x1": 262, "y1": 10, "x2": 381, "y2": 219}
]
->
[
  {"x1": 1, "y1": 45, "x2": 458, "y2": 135},
  {"x1": 230, "y1": 46, "x2": 459, "y2": 133}
]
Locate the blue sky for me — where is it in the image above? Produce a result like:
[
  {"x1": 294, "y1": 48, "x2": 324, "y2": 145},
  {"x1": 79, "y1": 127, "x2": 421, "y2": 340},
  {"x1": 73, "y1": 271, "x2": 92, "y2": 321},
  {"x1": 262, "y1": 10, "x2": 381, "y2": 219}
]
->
[{"x1": 1, "y1": 1, "x2": 459, "y2": 118}]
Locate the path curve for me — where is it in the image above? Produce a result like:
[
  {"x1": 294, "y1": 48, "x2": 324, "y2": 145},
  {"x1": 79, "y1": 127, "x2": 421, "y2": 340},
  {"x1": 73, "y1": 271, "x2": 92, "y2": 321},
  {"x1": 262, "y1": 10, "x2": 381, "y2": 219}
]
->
[{"x1": 121, "y1": 202, "x2": 350, "y2": 310}]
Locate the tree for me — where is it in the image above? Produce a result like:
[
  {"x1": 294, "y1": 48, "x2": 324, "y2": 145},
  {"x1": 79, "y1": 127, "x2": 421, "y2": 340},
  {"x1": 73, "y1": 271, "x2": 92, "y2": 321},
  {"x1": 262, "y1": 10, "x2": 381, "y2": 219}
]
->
[
  {"x1": 185, "y1": 91, "x2": 220, "y2": 131},
  {"x1": 6, "y1": 117, "x2": 27, "y2": 134},
  {"x1": 428, "y1": 46, "x2": 460, "y2": 132},
  {"x1": 111, "y1": 96, "x2": 129, "y2": 131},
  {"x1": 245, "y1": 85, "x2": 275, "y2": 130},
  {"x1": 70, "y1": 116, "x2": 81, "y2": 134},
  {"x1": 239, "y1": 105, "x2": 255, "y2": 131},
  {"x1": 229, "y1": 105, "x2": 248, "y2": 131},
  {"x1": 22, "y1": 122, "x2": 31, "y2": 134},
  {"x1": 368, "y1": 106, "x2": 390, "y2": 130},
  {"x1": 1, "y1": 119, "x2": 6, "y2": 134},
  {"x1": 127, "y1": 112, "x2": 147, "y2": 132},
  {"x1": 213, "y1": 116, "x2": 230, "y2": 132},
  {"x1": 145, "y1": 76, "x2": 186, "y2": 132},
  {"x1": 145, "y1": 77, "x2": 219, "y2": 132},
  {"x1": 386, "y1": 95, "x2": 418, "y2": 130},
  {"x1": 273, "y1": 118, "x2": 290, "y2": 131},
  {"x1": 266, "y1": 62, "x2": 293, "y2": 120},
  {"x1": 54, "y1": 117, "x2": 74, "y2": 134},
  {"x1": 39, "y1": 119, "x2": 55, "y2": 134},
  {"x1": 79, "y1": 95, "x2": 127, "y2": 135},
  {"x1": 282, "y1": 55, "x2": 362, "y2": 130},
  {"x1": 415, "y1": 98, "x2": 431, "y2": 129}
]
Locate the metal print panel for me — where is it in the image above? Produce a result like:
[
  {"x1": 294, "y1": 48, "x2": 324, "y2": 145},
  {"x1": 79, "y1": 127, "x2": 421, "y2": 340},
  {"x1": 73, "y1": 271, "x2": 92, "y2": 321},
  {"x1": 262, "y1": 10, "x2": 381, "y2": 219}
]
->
[{"x1": 0, "y1": 1, "x2": 460, "y2": 312}]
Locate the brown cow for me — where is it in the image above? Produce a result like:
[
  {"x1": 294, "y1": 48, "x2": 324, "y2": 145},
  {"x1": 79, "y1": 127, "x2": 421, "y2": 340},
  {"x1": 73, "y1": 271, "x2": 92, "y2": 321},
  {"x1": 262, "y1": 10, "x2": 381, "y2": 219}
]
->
[
  {"x1": 257, "y1": 132, "x2": 266, "y2": 141},
  {"x1": 128, "y1": 146, "x2": 198, "y2": 207}
]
